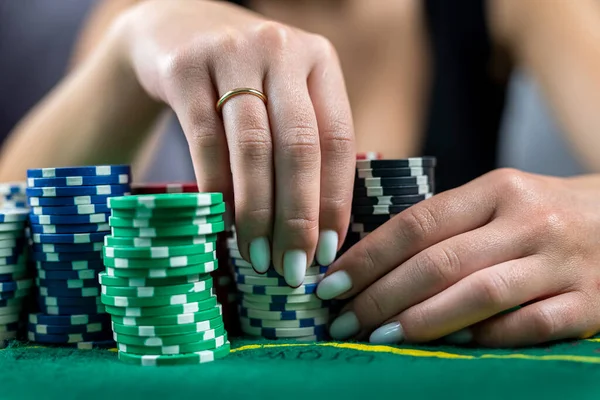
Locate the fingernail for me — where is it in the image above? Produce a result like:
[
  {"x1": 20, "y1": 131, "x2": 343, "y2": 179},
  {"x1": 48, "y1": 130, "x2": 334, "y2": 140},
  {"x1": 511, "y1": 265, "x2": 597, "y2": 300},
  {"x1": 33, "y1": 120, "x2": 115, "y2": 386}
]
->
[
  {"x1": 329, "y1": 311, "x2": 360, "y2": 340},
  {"x1": 316, "y1": 230, "x2": 338, "y2": 266},
  {"x1": 283, "y1": 250, "x2": 306, "y2": 287},
  {"x1": 444, "y1": 328, "x2": 473, "y2": 345},
  {"x1": 316, "y1": 270, "x2": 352, "y2": 300},
  {"x1": 249, "y1": 237, "x2": 270, "y2": 273},
  {"x1": 369, "y1": 322, "x2": 404, "y2": 344}
]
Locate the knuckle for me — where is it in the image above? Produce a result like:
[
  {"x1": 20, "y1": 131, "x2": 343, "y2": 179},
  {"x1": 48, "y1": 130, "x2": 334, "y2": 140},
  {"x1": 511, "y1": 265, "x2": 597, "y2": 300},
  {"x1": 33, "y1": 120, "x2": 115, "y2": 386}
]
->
[
  {"x1": 236, "y1": 206, "x2": 272, "y2": 228},
  {"x1": 160, "y1": 48, "x2": 202, "y2": 84},
  {"x1": 319, "y1": 194, "x2": 351, "y2": 216},
  {"x1": 396, "y1": 205, "x2": 438, "y2": 245},
  {"x1": 359, "y1": 245, "x2": 380, "y2": 277},
  {"x1": 531, "y1": 307, "x2": 559, "y2": 341},
  {"x1": 253, "y1": 20, "x2": 293, "y2": 51},
  {"x1": 416, "y1": 247, "x2": 462, "y2": 287},
  {"x1": 311, "y1": 33, "x2": 338, "y2": 60},
  {"x1": 474, "y1": 272, "x2": 511, "y2": 308},
  {"x1": 234, "y1": 128, "x2": 273, "y2": 162},
  {"x1": 187, "y1": 126, "x2": 220, "y2": 151},
  {"x1": 319, "y1": 121, "x2": 354, "y2": 157},
  {"x1": 356, "y1": 289, "x2": 387, "y2": 323},
  {"x1": 491, "y1": 168, "x2": 532, "y2": 200},
  {"x1": 279, "y1": 125, "x2": 320, "y2": 159},
  {"x1": 280, "y1": 213, "x2": 319, "y2": 235}
]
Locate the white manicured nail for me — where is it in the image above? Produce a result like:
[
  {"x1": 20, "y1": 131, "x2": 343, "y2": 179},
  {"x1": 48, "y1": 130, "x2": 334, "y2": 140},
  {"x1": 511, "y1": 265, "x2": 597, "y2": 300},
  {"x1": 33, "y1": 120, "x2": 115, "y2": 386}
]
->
[
  {"x1": 249, "y1": 237, "x2": 270, "y2": 273},
  {"x1": 316, "y1": 270, "x2": 352, "y2": 300},
  {"x1": 329, "y1": 311, "x2": 360, "y2": 340},
  {"x1": 283, "y1": 249, "x2": 306, "y2": 287},
  {"x1": 444, "y1": 329, "x2": 473, "y2": 345},
  {"x1": 369, "y1": 322, "x2": 404, "y2": 344},
  {"x1": 316, "y1": 230, "x2": 338, "y2": 266}
]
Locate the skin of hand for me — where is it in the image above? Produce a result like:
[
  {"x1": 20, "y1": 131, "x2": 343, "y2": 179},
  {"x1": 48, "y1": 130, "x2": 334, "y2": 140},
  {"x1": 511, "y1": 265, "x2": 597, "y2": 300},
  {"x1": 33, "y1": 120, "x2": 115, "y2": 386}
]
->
[
  {"x1": 0, "y1": 0, "x2": 356, "y2": 286},
  {"x1": 317, "y1": 168, "x2": 600, "y2": 347}
]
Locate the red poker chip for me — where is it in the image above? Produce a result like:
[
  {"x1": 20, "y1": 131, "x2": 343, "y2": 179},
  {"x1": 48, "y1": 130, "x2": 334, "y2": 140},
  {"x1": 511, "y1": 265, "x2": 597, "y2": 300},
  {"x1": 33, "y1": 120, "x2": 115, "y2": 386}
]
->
[
  {"x1": 356, "y1": 152, "x2": 382, "y2": 160},
  {"x1": 131, "y1": 182, "x2": 198, "y2": 194}
]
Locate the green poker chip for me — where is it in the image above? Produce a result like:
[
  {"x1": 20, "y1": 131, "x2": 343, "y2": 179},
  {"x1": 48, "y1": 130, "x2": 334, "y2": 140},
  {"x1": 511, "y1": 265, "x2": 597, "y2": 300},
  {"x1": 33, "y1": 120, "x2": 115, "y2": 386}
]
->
[
  {"x1": 117, "y1": 333, "x2": 228, "y2": 355},
  {"x1": 108, "y1": 193, "x2": 223, "y2": 209},
  {"x1": 101, "y1": 279, "x2": 213, "y2": 297},
  {"x1": 111, "y1": 203, "x2": 226, "y2": 219},
  {"x1": 98, "y1": 271, "x2": 211, "y2": 287},
  {"x1": 113, "y1": 324, "x2": 226, "y2": 346},
  {"x1": 111, "y1": 304, "x2": 222, "y2": 326},
  {"x1": 104, "y1": 297, "x2": 218, "y2": 317},
  {"x1": 117, "y1": 341, "x2": 230, "y2": 366},
  {"x1": 100, "y1": 288, "x2": 213, "y2": 308},
  {"x1": 111, "y1": 221, "x2": 225, "y2": 238},
  {"x1": 103, "y1": 242, "x2": 216, "y2": 259},
  {"x1": 104, "y1": 260, "x2": 218, "y2": 278},
  {"x1": 108, "y1": 214, "x2": 223, "y2": 228},
  {"x1": 111, "y1": 315, "x2": 223, "y2": 336},
  {"x1": 103, "y1": 251, "x2": 217, "y2": 269},
  {"x1": 104, "y1": 235, "x2": 218, "y2": 248}
]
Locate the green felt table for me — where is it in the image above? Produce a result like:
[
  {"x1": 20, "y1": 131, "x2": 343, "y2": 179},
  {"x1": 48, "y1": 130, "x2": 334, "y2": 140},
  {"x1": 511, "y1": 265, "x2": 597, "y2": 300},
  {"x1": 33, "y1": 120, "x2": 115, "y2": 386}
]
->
[{"x1": 3, "y1": 337, "x2": 600, "y2": 400}]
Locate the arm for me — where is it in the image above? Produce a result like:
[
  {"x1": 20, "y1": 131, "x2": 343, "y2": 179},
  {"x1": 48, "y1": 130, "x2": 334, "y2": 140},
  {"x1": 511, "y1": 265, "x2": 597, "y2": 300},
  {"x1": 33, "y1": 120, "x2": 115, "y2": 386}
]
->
[{"x1": 489, "y1": 0, "x2": 600, "y2": 171}]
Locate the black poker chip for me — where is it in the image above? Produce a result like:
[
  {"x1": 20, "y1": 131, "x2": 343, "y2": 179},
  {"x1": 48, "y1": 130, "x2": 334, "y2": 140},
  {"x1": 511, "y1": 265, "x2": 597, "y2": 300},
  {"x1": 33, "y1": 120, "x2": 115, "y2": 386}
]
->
[
  {"x1": 351, "y1": 205, "x2": 413, "y2": 215},
  {"x1": 354, "y1": 176, "x2": 433, "y2": 188},
  {"x1": 350, "y1": 214, "x2": 397, "y2": 224},
  {"x1": 356, "y1": 167, "x2": 435, "y2": 179},
  {"x1": 352, "y1": 194, "x2": 431, "y2": 206},
  {"x1": 353, "y1": 185, "x2": 432, "y2": 197},
  {"x1": 356, "y1": 157, "x2": 436, "y2": 169}
]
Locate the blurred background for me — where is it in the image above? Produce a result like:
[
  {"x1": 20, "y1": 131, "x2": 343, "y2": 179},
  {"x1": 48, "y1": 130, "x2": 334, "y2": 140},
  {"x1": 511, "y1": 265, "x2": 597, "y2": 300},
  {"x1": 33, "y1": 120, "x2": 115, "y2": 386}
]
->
[{"x1": 0, "y1": 0, "x2": 588, "y2": 192}]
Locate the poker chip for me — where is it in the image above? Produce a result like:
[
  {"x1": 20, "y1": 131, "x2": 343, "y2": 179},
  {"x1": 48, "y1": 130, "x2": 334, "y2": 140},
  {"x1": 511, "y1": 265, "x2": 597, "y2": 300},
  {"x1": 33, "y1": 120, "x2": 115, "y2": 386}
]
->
[
  {"x1": 351, "y1": 204, "x2": 413, "y2": 215},
  {"x1": 240, "y1": 315, "x2": 328, "y2": 328},
  {"x1": 103, "y1": 193, "x2": 230, "y2": 364},
  {"x1": 27, "y1": 330, "x2": 110, "y2": 344},
  {"x1": 352, "y1": 193, "x2": 433, "y2": 206},
  {"x1": 28, "y1": 193, "x2": 131, "y2": 207},
  {"x1": 117, "y1": 341, "x2": 230, "y2": 366},
  {"x1": 0, "y1": 209, "x2": 28, "y2": 223},
  {"x1": 28, "y1": 321, "x2": 108, "y2": 335},
  {"x1": 26, "y1": 184, "x2": 131, "y2": 198},
  {"x1": 32, "y1": 242, "x2": 104, "y2": 253},
  {"x1": 32, "y1": 232, "x2": 108, "y2": 244},
  {"x1": 131, "y1": 182, "x2": 199, "y2": 195},
  {"x1": 27, "y1": 174, "x2": 130, "y2": 187},
  {"x1": 38, "y1": 286, "x2": 101, "y2": 298},
  {"x1": 30, "y1": 213, "x2": 109, "y2": 225},
  {"x1": 36, "y1": 278, "x2": 100, "y2": 289},
  {"x1": 38, "y1": 304, "x2": 106, "y2": 316},
  {"x1": 240, "y1": 322, "x2": 328, "y2": 339},
  {"x1": 356, "y1": 167, "x2": 435, "y2": 178},
  {"x1": 234, "y1": 273, "x2": 323, "y2": 286},
  {"x1": 38, "y1": 268, "x2": 103, "y2": 281},
  {"x1": 238, "y1": 306, "x2": 329, "y2": 321},
  {"x1": 35, "y1": 260, "x2": 105, "y2": 271},
  {"x1": 236, "y1": 283, "x2": 318, "y2": 296},
  {"x1": 31, "y1": 251, "x2": 102, "y2": 263},
  {"x1": 353, "y1": 185, "x2": 432, "y2": 197},
  {"x1": 31, "y1": 204, "x2": 111, "y2": 215},
  {"x1": 355, "y1": 157, "x2": 437, "y2": 169},
  {"x1": 29, "y1": 223, "x2": 110, "y2": 234},
  {"x1": 354, "y1": 175, "x2": 432, "y2": 188},
  {"x1": 27, "y1": 165, "x2": 131, "y2": 178}
]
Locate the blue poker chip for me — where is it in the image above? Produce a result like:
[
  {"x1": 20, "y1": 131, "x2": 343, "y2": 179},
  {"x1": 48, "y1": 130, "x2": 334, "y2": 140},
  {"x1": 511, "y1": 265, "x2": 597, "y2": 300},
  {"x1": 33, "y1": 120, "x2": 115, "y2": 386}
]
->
[
  {"x1": 0, "y1": 209, "x2": 28, "y2": 223},
  {"x1": 27, "y1": 165, "x2": 130, "y2": 178},
  {"x1": 236, "y1": 282, "x2": 318, "y2": 295},
  {"x1": 0, "y1": 288, "x2": 31, "y2": 300},
  {"x1": 38, "y1": 285, "x2": 100, "y2": 298},
  {"x1": 0, "y1": 254, "x2": 26, "y2": 266},
  {"x1": 229, "y1": 259, "x2": 328, "y2": 274},
  {"x1": 29, "y1": 222, "x2": 110, "y2": 234},
  {"x1": 37, "y1": 303, "x2": 105, "y2": 316},
  {"x1": 36, "y1": 260, "x2": 104, "y2": 271},
  {"x1": 27, "y1": 321, "x2": 109, "y2": 335},
  {"x1": 71, "y1": 340, "x2": 116, "y2": 350},
  {"x1": 26, "y1": 184, "x2": 130, "y2": 198},
  {"x1": 27, "y1": 330, "x2": 110, "y2": 344},
  {"x1": 31, "y1": 242, "x2": 104, "y2": 253},
  {"x1": 28, "y1": 193, "x2": 130, "y2": 207},
  {"x1": 29, "y1": 213, "x2": 109, "y2": 225},
  {"x1": 0, "y1": 182, "x2": 26, "y2": 195},
  {"x1": 37, "y1": 294, "x2": 102, "y2": 307},
  {"x1": 31, "y1": 204, "x2": 111, "y2": 216},
  {"x1": 31, "y1": 232, "x2": 108, "y2": 244},
  {"x1": 241, "y1": 316, "x2": 328, "y2": 328},
  {"x1": 29, "y1": 312, "x2": 109, "y2": 326},
  {"x1": 0, "y1": 278, "x2": 33, "y2": 293},
  {"x1": 0, "y1": 246, "x2": 25, "y2": 259},
  {"x1": 31, "y1": 251, "x2": 102, "y2": 263},
  {"x1": 36, "y1": 277, "x2": 100, "y2": 289},
  {"x1": 27, "y1": 174, "x2": 130, "y2": 188},
  {"x1": 239, "y1": 306, "x2": 329, "y2": 321},
  {"x1": 37, "y1": 268, "x2": 100, "y2": 280}
]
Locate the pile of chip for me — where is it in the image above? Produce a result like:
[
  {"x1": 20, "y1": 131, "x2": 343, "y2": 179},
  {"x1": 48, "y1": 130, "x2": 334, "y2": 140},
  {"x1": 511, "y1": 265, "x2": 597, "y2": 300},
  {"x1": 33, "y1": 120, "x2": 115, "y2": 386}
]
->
[
  {"x1": 341, "y1": 156, "x2": 437, "y2": 253},
  {"x1": 102, "y1": 193, "x2": 230, "y2": 366},
  {"x1": 228, "y1": 228, "x2": 329, "y2": 341},
  {"x1": 25, "y1": 165, "x2": 131, "y2": 348},
  {"x1": 131, "y1": 182, "x2": 240, "y2": 335},
  {"x1": 0, "y1": 206, "x2": 33, "y2": 347},
  {"x1": 0, "y1": 182, "x2": 27, "y2": 209}
]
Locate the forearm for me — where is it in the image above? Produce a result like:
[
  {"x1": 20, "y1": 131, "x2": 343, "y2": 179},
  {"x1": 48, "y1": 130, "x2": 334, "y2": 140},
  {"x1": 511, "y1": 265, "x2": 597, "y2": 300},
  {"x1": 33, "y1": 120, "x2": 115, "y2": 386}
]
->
[
  {"x1": 0, "y1": 28, "x2": 163, "y2": 180},
  {"x1": 490, "y1": 0, "x2": 600, "y2": 171}
]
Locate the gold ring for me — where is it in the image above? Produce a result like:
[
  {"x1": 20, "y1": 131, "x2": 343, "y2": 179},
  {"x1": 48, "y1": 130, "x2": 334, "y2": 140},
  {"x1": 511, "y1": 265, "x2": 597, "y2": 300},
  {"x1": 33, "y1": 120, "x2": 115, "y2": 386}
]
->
[{"x1": 216, "y1": 88, "x2": 267, "y2": 113}]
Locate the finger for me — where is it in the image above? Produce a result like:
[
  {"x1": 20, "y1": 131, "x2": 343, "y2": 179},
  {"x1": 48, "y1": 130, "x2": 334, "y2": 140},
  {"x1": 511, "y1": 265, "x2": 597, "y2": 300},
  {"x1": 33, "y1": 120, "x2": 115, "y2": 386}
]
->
[
  {"x1": 368, "y1": 256, "x2": 568, "y2": 344},
  {"x1": 328, "y1": 219, "x2": 531, "y2": 339},
  {"x1": 307, "y1": 38, "x2": 355, "y2": 267},
  {"x1": 172, "y1": 72, "x2": 232, "y2": 207},
  {"x1": 317, "y1": 173, "x2": 500, "y2": 300},
  {"x1": 268, "y1": 67, "x2": 321, "y2": 287},
  {"x1": 214, "y1": 64, "x2": 274, "y2": 274},
  {"x1": 470, "y1": 292, "x2": 598, "y2": 347}
]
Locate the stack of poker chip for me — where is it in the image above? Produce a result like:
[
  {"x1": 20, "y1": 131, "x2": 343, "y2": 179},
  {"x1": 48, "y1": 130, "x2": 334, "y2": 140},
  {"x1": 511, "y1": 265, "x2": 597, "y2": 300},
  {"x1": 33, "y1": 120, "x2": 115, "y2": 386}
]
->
[
  {"x1": 0, "y1": 208, "x2": 33, "y2": 346},
  {"x1": 102, "y1": 193, "x2": 230, "y2": 366},
  {"x1": 342, "y1": 156, "x2": 437, "y2": 253},
  {"x1": 0, "y1": 182, "x2": 28, "y2": 209},
  {"x1": 131, "y1": 182, "x2": 240, "y2": 335},
  {"x1": 228, "y1": 229, "x2": 329, "y2": 341},
  {"x1": 25, "y1": 165, "x2": 131, "y2": 348}
]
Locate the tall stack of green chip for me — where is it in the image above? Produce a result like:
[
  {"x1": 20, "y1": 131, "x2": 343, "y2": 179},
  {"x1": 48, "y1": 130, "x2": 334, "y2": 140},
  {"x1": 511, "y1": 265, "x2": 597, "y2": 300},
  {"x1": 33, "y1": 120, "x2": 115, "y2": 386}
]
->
[{"x1": 101, "y1": 193, "x2": 231, "y2": 366}]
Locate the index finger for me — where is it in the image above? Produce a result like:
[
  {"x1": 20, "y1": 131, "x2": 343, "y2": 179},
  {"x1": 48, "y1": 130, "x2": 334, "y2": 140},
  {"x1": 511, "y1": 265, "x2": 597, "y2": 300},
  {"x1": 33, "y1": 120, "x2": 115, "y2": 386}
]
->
[{"x1": 316, "y1": 170, "x2": 502, "y2": 300}]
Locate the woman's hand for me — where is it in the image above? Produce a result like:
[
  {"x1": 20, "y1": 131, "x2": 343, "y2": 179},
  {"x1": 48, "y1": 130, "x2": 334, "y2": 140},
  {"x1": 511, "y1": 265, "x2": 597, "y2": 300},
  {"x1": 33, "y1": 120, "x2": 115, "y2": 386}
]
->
[
  {"x1": 116, "y1": 0, "x2": 355, "y2": 285},
  {"x1": 317, "y1": 168, "x2": 600, "y2": 347}
]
